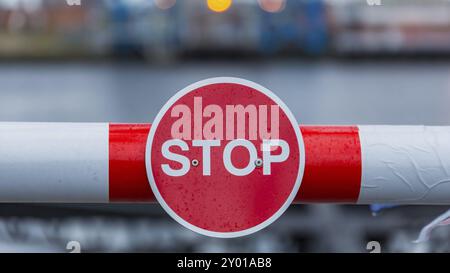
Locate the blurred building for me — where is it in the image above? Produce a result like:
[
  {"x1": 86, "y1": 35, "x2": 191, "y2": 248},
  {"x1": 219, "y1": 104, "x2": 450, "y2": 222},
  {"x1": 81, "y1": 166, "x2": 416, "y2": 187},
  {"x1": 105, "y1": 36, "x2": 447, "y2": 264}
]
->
[
  {"x1": 1, "y1": 0, "x2": 449, "y2": 59},
  {"x1": 328, "y1": 0, "x2": 450, "y2": 55},
  {"x1": 0, "y1": 0, "x2": 323, "y2": 59},
  {"x1": 0, "y1": 0, "x2": 95, "y2": 58}
]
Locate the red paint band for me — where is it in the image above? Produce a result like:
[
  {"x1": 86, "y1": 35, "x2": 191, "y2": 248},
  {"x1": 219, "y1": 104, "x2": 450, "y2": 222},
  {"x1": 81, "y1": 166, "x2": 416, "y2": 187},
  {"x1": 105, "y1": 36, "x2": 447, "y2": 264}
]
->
[
  {"x1": 298, "y1": 126, "x2": 361, "y2": 203},
  {"x1": 109, "y1": 124, "x2": 155, "y2": 202},
  {"x1": 109, "y1": 124, "x2": 362, "y2": 203}
]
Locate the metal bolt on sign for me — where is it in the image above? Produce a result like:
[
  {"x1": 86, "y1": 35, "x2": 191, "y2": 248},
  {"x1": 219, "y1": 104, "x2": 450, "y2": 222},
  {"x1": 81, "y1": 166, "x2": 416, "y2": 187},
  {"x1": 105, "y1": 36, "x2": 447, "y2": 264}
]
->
[
  {"x1": 255, "y1": 159, "x2": 263, "y2": 168},
  {"x1": 191, "y1": 159, "x2": 200, "y2": 167}
]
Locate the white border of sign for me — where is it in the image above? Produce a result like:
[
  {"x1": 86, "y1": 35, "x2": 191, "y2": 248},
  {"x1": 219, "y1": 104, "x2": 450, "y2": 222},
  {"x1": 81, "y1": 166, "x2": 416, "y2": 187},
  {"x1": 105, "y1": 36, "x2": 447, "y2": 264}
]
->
[{"x1": 145, "y1": 77, "x2": 305, "y2": 238}]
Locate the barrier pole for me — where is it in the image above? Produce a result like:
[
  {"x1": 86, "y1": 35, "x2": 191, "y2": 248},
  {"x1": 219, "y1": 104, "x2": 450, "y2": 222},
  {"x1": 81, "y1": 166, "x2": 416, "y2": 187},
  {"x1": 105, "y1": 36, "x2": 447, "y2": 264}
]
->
[{"x1": 0, "y1": 122, "x2": 449, "y2": 204}]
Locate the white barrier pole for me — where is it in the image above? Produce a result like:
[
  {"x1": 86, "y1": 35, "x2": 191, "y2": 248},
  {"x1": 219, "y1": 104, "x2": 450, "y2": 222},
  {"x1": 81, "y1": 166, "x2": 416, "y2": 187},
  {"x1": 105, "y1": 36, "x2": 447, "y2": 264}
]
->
[{"x1": 0, "y1": 122, "x2": 449, "y2": 204}]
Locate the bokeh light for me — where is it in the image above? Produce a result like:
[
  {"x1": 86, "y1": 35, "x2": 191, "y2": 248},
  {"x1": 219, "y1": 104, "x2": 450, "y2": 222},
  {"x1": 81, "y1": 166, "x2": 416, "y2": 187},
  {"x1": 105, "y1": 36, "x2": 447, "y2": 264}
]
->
[
  {"x1": 258, "y1": 0, "x2": 286, "y2": 13},
  {"x1": 206, "y1": 0, "x2": 232, "y2": 13},
  {"x1": 154, "y1": 0, "x2": 176, "y2": 10}
]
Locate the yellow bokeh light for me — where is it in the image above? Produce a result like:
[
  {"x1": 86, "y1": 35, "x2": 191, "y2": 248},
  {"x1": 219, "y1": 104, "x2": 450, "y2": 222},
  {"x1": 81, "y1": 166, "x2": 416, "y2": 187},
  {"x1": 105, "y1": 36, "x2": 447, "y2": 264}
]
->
[{"x1": 207, "y1": 0, "x2": 232, "y2": 13}]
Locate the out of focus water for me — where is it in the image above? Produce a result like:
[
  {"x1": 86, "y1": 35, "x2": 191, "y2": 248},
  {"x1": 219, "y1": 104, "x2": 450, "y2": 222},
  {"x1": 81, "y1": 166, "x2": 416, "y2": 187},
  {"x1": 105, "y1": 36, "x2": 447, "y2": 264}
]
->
[
  {"x1": 1, "y1": 60, "x2": 449, "y2": 125},
  {"x1": 0, "y1": 60, "x2": 449, "y2": 252}
]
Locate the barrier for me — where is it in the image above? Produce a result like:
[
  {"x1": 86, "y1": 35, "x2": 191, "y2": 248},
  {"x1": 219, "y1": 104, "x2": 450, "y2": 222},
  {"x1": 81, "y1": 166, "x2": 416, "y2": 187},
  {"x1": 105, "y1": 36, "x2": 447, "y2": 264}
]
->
[{"x1": 0, "y1": 122, "x2": 449, "y2": 204}]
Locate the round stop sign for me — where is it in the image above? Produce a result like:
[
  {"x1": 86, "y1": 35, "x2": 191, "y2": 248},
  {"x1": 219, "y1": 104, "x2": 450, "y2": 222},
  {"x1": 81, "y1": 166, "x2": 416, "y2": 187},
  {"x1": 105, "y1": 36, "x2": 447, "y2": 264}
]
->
[{"x1": 146, "y1": 77, "x2": 305, "y2": 237}]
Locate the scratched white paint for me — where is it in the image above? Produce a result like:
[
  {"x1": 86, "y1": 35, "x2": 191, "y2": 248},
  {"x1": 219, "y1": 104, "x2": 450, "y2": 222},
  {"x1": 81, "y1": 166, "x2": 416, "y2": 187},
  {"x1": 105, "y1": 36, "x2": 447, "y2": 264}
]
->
[
  {"x1": 0, "y1": 123, "x2": 108, "y2": 202},
  {"x1": 359, "y1": 126, "x2": 450, "y2": 204}
]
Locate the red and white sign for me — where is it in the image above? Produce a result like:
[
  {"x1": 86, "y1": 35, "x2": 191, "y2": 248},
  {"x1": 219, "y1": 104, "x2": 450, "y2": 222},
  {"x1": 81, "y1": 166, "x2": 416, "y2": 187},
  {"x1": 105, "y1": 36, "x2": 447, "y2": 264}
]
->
[{"x1": 145, "y1": 77, "x2": 305, "y2": 237}]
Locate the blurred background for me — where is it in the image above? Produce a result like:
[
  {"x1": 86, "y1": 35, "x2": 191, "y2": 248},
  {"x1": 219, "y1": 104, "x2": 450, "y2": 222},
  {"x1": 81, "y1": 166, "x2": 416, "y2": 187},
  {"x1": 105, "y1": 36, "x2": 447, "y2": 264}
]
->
[{"x1": 1, "y1": 0, "x2": 450, "y2": 252}]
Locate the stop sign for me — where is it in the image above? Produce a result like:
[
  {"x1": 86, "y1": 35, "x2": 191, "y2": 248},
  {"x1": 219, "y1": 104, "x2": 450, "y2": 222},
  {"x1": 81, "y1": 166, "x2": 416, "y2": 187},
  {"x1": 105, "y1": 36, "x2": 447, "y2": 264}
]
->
[{"x1": 146, "y1": 77, "x2": 305, "y2": 237}]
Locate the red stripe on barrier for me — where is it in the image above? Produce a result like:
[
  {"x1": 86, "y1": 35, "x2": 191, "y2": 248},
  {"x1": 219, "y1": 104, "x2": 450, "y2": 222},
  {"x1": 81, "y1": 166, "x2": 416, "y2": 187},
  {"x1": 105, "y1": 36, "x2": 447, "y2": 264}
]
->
[
  {"x1": 109, "y1": 124, "x2": 155, "y2": 202},
  {"x1": 109, "y1": 124, "x2": 361, "y2": 203},
  {"x1": 297, "y1": 126, "x2": 361, "y2": 203}
]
